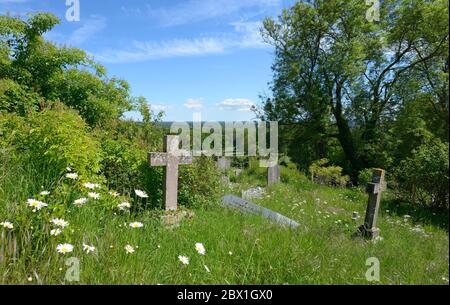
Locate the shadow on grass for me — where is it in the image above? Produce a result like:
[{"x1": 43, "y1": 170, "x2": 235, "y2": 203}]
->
[{"x1": 381, "y1": 196, "x2": 449, "y2": 232}]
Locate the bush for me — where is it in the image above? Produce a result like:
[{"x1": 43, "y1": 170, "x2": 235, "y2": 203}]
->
[
  {"x1": 396, "y1": 139, "x2": 449, "y2": 209},
  {"x1": 309, "y1": 159, "x2": 350, "y2": 187},
  {"x1": 0, "y1": 107, "x2": 102, "y2": 179},
  {"x1": 357, "y1": 168, "x2": 374, "y2": 188}
]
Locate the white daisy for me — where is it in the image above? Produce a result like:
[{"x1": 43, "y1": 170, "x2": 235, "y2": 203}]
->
[
  {"x1": 129, "y1": 222, "x2": 144, "y2": 229},
  {"x1": 50, "y1": 228, "x2": 62, "y2": 236},
  {"x1": 178, "y1": 255, "x2": 190, "y2": 265},
  {"x1": 73, "y1": 198, "x2": 88, "y2": 207},
  {"x1": 0, "y1": 221, "x2": 14, "y2": 230},
  {"x1": 88, "y1": 192, "x2": 100, "y2": 200},
  {"x1": 118, "y1": 202, "x2": 131, "y2": 211},
  {"x1": 134, "y1": 189, "x2": 148, "y2": 198},
  {"x1": 83, "y1": 244, "x2": 96, "y2": 254},
  {"x1": 195, "y1": 243, "x2": 206, "y2": 255},
  {"x1": 56, "y1": 243, "x2": 74, "y2": 254},
  {"x1": 51, "y1": 218, "x2": 69, "y2": 229},
  {"x1": 40, "y1": 191, "x2": 50, "y2": 196},
  {"x1": 83, "y1": 183, "x2": 100, "y2": 190},
  {"x1": 27, "y1": 199, "x2": 48, "y2": 212},
  {"x1": 65, "y1": 173, "x2": 78, "y2": 180},
  {"x1": 125, "y1": 245, "x2": 135, "y2": 254}
]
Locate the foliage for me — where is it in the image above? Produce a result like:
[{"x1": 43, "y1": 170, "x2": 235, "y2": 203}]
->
[
  {"x1": 309, "y1": 159, "x2": 350, "y2": 187},
  {"x1": 0, "y1": 13, "x2": 132, "y2": 126},
  {"x1": 395, "y1": 139, "x2": 449, "y2": 209},
  {"x1": 0, "y1": 107, "x2": 101, "y2": 179}
]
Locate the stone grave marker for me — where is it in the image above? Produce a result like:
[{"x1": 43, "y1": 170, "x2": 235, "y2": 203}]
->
[
  {"x1": 267, "y1": 164, "x2": 281, "y2": 186},
  {"x1": 358, "y1": 169, "x2": 386, "y2": 239},
  {"x1": 149, "y1": 135, "x2": 193, "y2": 211}
]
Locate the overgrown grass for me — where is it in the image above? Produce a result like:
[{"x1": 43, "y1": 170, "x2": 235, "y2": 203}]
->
[{"x1": 0, "y1": 158, "x2": 448, "y2": 285}]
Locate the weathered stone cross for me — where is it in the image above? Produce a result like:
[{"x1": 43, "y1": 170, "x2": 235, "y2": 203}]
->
[
  {"x1": 359, "y1": 168, "x2": 386, "y2": 239},
  {"x1": 149, "y1": 135, "x2": 193, "y2": 211}
]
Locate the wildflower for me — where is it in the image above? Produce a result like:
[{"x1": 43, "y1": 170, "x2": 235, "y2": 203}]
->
[
  {"x1": 56, "y1": 243, "x2": 74, "y2": 254},
  {"x1": 27, "y1": 199, "x2": 48, "y2": 212},
  {"x1": 178, "y1": 255, "x2": 190, "y2": 265},
  {"x1": 129, "y1": 222, "x2": 144, "y2": 229},
  {"x1": 50, "y1": 228, "x2": 62, "y2": 236},
  {"x1": 74, "y1": 198, "x2": 88, "y2": 207},
  {"x1": 66, "y1": 167, "x2": 72, "y2": 172},
  {"x1": 27, "y1": 276, "x2": 33, "y2": 282},
  {"x1": 83, "y1": 183, "x2": 100, "y2": 190},
  {"x1": 66, "y1": 173, "x2": 78, "y2": 180},
  {"x1": 135, "y1": 189, "x2": 148, "y2": 198},
  {"x1": 0, "y1": 221, "x2": 13, "y2": 230},
  {"x1": 40, "y1": 191, "x2": 50, "y2": 196},
  {"x1": 51, "y1": 218, "x2": 69, "y2": 229},
  {"x1": 118, "y1": 202, "x2": 131, "y2": 211},
  {"x1": 88, "y1": 192, "x2": 100, "y2": 200},
  {"x1": 83, "y1": 244, "x2": 96, "y2": 254},
  {"x1": 109, "y1": 191, "x2": 120, "y2": 198},
  {"x1": 228, "y1": 251, "x2": 233, "y2": 256},
  {"x1": 125, "y1": 245, "x2": 135, "y2": 254},
  {"x1": 195, "y1": 243, "x2": 206, "y2": 255}
]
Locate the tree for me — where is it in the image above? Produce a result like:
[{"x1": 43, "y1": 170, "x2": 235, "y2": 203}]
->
[
  {"x1": 261, "y1": 0, "x2": 449, "y2": 181},
  {"x1": 0, "y1": 13, "x2": 132, "y2": 126}
]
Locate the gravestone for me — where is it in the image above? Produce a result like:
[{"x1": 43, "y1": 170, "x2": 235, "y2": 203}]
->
[
  {"x1": 358, "y1": 169, "x2": 386, "y2": 239},
  {"x1": 222, "y1": 195, "x2": 299, "y2": 229},
  {"x1": 149, "y1": 135, "x2": 193, "y2": 211},
  {"x1": 217, "y1": 157, "x2": 231, "y2": 171},
  {"x1": 267, "y1": 164, "x2": 281, "y2": 186}
]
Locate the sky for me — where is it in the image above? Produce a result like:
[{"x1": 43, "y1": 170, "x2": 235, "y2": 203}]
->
[{"x1": 0, "y1": 0, "x2": 299, "y2": 122}]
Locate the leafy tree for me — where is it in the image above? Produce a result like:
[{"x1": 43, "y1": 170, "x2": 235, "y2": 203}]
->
[{"x1": 0, "y1": 13, "x2": 132, "y2": 126}]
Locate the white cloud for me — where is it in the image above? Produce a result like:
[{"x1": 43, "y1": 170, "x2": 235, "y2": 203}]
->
[
  {"x1": 184, "y1": 98, "x2": 204, "y2": 110},
  {"x1": 144, "y1": 0, "x2": 281, "y2": 27},
  {"x1": 95, "y1": 21, "x2": 267, "y2": 63},
  {"x1": 150, "y1": 104, "x2": 173, "y2": 111},
  {"x1": 67, "y1": 16, "x2": 107, "y2": 46},
  {"x1": 217, "y1": 98, "x2": 255, "y2": 112}
]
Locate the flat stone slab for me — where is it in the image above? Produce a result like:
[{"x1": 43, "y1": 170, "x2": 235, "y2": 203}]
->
[{"x1": 222, "y1": 195, "x2": 300, "y2": 229}]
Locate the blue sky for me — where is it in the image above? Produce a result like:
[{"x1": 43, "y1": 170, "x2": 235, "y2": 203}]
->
[{"x1": 1, "y1": 0, "x2": 298, "y2": 121}]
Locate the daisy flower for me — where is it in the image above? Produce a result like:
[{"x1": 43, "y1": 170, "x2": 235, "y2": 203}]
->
[
  {"x1": 134, "y1": 189, "x2": 148, "y2": 199},
  {"x1": 118, "y1": 202, "x2": 131, "y2": 211},
  {"x1": 50, "y1": 228, "x2": 62, "y2": 236},
  {"x1": 88, "y1": 192, "x2": 100, "y2": 200},
  {"x1": 0, "y1": 221, "x2": 14, "y2": 230},
  {"x1": 83, "y1": 244, "x2": 96, "y2": 254},
  {"x1": 178, "y1": 255, "x2": 190, "y2": 265},
  {"x1": 56, "y1": 243, "x2": 74, "y2": 254},
  {"x1": 129, "y1": 222, "x2": 144, "y2": 229},
  {"x1": 125, "y1": 245, "x2": 135, "y2": 254},
  {"x1": 195, "y1": 243, "x2": 206, "y2": 255},
  {"x1": 73, "y1": 198, "x2": 88, "y2": 207},
  {"x1": 84, "y1": 183, "x2": 100, "y2": 190},
  {"x1": 65, "y1": 173, "x2": 78, "y2": 180},
  {"x1": 40, "y1": 191, "x2": 50, "y2": 196},
  {"x1": 27, "y1": 199, "x2": 48, "y2": 212},
  {"x1": 51, "y1": 218, "x2": 69, "y2": 229}
]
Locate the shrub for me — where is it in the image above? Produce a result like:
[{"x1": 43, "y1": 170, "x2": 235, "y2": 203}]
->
[
  {"x1": 396, "y1": 139, "x2": 449, "y2": 209},
  {"x1": 309, "y1": 159, "x2": 350, "y2": 187},
  {"x1": 357, "y1": 168, "x2": 374, "y2": 187},
  {"x1": 0, "y1": 108, "x2": 102, "y2": 179}
]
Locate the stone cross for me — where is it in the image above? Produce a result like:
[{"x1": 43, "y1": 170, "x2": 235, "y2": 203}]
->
[
  {"x1": 149, "y1": 135, "x2": 193, "y2": 211},
  {"x1": 267, "y1": 164, "x2": 281, "y2": 186},
  {"x1": 359, "y1": 169, "x2": 386, "y2": 239}
]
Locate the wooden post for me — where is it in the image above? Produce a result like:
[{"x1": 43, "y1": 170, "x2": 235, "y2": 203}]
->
[{"x1": 359, "y1": 169, "x2": 386, "y2": 239}]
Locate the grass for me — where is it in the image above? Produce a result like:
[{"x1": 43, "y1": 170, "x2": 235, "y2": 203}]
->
[{"x1": 0, "y1": 157, "x2": 448, "y2": 285}]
